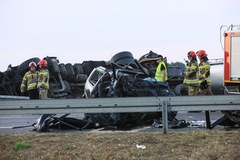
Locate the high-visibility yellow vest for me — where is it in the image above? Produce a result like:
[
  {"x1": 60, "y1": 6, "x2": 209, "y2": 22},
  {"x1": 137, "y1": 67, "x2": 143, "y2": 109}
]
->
[
  {"x1": 183, "y1": 61, "x2": 199, "y2": 86},
  {"x1": 37, "y1": 69, "x2": 49, "y2": 89},
  {"x1": 199, "y1": 61, "x2": 211, "y2": 85},
  {"x1": 21, "y1": 71, "x2": 38, "y2": 91},
  {"x1": 155, "y1": 61, "x2": 168, "y2": 82}
]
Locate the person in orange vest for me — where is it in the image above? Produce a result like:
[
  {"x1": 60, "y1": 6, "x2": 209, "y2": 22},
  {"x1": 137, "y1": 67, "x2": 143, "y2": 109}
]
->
[
  {"x1": 155, "y1": 55, "x2": 168, "y2": 82},
  {"x1": 37, "y1": 60, "x2": 49, "y2": 99},
  {"x1": 196, "y1": 50, "x2": 213, "y2": 95},
  {"x1": 20, "y1": 62, "x2": 39, "y2": 99},
  {"x1": 183, "y1": 51, "x2": 199, "y2": 96}
]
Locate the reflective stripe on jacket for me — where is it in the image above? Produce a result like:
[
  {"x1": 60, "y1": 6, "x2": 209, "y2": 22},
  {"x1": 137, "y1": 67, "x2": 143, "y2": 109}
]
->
[
  {"x1": 155, "y1": 61, "x2": 168, "y2": 82},
  {"x1": 21, "y1": 71, "x2": 38, "y2": 91},
  {"x1": 37, "y1": 68, "x2": 49, "y2": 89},
  {"x1": 183, "y1": 61, "x2": 199, "y2": 86},
  {"x1": 199, "y1": 61, "x2": 211, "y2": 85}
]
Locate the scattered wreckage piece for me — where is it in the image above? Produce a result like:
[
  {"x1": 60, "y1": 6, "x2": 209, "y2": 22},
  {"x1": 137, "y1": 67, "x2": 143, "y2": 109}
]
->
[{"x1": 30, "y1": 114, "x2": 188, "y2": 132}]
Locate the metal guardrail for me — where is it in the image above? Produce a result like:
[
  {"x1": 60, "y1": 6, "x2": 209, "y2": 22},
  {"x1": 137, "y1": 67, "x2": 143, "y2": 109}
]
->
[
  {"x1": 0, "y1": 95, "x2": 240, "y2": 134},
  {"x1": 0, "y1": 95, "x2": 29, "y2": 100}
]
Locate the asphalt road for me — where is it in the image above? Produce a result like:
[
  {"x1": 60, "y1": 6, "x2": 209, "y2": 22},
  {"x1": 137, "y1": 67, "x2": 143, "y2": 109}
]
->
[{"x1": 0, "y1": 111, "x2": 229, "y2": 134}]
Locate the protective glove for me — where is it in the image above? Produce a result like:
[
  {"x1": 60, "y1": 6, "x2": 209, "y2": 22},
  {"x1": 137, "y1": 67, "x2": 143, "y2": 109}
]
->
[
  {"x1": 21, "y1": 87, "x2": 27, "y2": 93},
  {"x1": 199, "y1": 80, "x2": 208, "y2": 90},
  {"x1": 37, "y1": 87, "x2": 42, "y2": 92}
]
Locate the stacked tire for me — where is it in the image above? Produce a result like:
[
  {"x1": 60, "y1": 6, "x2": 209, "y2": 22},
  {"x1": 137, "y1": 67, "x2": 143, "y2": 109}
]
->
[
  {"x1": 58, "y1": 61, "x2": 107, "y2": 83},
  {"x1": 65, "y1": 63, "x2": 76, "y2": 82},
  {"x1": 82, "y1": 61, "x2": 107, "y2": 76},
  {"x1": 74, "y1": 63, "x2": 87, "y2": 83},
  {"x1": 111, "y1": 51, "x2": 134, "y2": 65},
  {"x1": 58, "y1": 63, "x2": 68, "y2": 80},
  {"x1": 110, "y1": 51, "x2": 139, "y2": 69},
  {"x1": 44, "y1": 57, "x2": 60, "y2": 75}
]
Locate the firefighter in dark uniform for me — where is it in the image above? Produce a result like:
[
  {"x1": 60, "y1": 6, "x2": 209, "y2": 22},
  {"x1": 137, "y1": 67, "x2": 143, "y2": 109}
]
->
[
  {"x1": 183, "y1": 51, "x2": 199, "y2": 96},
  {"x1": 197, "y1": 50, "x2": 213, "y2": 95},
  {"x1": 20, "y1": 62, "x2": 39, "y2": 99},
  {"x1": 37, "y1": 60, "x2": 49, "y2": 99}
]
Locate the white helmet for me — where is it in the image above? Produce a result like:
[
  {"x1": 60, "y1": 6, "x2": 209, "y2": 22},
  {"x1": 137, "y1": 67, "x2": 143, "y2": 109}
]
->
[{"x1": 29, "y1": 61, "x2": 37, "y2": 68}]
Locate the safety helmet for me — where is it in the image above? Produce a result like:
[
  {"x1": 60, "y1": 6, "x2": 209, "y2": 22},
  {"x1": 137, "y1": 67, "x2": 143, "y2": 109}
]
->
[
  {"x1": 197, "y1": 50, "x2": 207, "y2": 59},
  {"x1": 38, "y1": 60, "x2": 48, "y2": 68},
  {"x1": 187, "y1": 51, "x2": 196, "y2": 58},
  {"x1": 29, "y1": 61, "x2": 37, "y2": 68}
]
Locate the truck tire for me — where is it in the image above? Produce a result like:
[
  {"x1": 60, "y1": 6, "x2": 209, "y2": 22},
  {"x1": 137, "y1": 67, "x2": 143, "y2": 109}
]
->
[
  {"x1": 111, "y1": 51, "x2": 134, "y2": 65},
  {"x1": 75, "y1": 74, "x2": 88, "y2": 83},
  {"x1": 174, "y1": 84, "x2": 188, "y2": 96},
  {"x1": 92, "y1": 61, "x2": 107, "y2": 68},
  {"x1": 59, "y1": 63, "x2": 67, "y2": 80},
  {"x1": 44, "y1": 57, "x2": 60, "y2": 75},
  {"x1": 17, "y1": 57, "x2": 40, "y2": 76},
  {"x1": 0, "y1": 72, "x2": 4, "y2": 83},
  {"x1": 82, "y1": 61, "x2": 107, "y2": 76},
  {"x1": 73, "y1": 63, "x2": 85, "y2": 74},
  {"x1": 13, "y1": 73, "x2": 23, "y2": 84},
  {"x1": 65, "y1": 63, "x2": 75, "y2": 82},
  {"x1": 82, "y1": 61, "x2": 94, "y2": 76}
]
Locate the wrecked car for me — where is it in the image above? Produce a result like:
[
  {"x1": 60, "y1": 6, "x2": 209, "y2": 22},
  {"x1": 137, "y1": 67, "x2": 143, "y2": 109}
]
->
[{"x1": 83, "y1": 51, "x2": 177, "y2": 128}]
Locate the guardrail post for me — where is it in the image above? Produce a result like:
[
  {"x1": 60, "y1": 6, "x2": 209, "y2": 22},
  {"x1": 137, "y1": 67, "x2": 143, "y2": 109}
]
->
[
  {"x1": 162, "y1": 100, "x2": 168, "y2": 134},
  {"x1": 205, "y1": 111, "x2": 212, "y2": 129}
]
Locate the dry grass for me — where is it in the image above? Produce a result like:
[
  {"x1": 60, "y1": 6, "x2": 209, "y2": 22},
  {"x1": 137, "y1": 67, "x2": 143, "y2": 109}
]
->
[{"x1": 0, "y1": 130, "x2": 239, "y2": 160}]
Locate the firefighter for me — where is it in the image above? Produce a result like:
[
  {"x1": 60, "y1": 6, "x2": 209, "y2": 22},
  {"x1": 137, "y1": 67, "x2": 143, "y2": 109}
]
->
[
  {"x1": 183, "y1": 51, "x2": 199, "y2": 96},
  {"x1": 155, "y1": 55, "x2": 168, "y2": 82},
  {"x1": 196, "y1": 50, "x2": 213, "y2": 95},
  {"x1": 20, "y1": 62, "x2": 39, "y2": 99},
  {"x1": 37, "y1": 60, "x2": 49, "y2": 99}
]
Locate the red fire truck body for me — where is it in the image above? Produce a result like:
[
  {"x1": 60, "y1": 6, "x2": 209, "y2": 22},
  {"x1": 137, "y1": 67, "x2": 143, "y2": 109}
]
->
[{"x1": 224, "y1": 28, "x2": 240, "y2": 93}]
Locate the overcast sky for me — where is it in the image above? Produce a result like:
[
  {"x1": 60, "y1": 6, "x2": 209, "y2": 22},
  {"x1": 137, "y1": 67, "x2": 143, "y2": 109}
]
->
[{"x1": 0, "y1": 0, "x2": 239, "y2": 71}]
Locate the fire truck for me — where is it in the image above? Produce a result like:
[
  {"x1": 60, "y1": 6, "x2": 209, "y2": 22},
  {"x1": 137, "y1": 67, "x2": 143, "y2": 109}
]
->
[
  {"x1": 209, "y1": 24, "x2": 240, "y2": 128},
  {"x1": 223, "y1": 24, "x2": 240, "y2": 94}
]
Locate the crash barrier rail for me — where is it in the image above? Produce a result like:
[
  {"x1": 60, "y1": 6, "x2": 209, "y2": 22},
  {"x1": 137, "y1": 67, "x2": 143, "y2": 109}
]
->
[
  {"x1": 0, "y1": 95, "x2": 29, "y2": 100},
  {"x1": 0, "y1": 95, "x2": 240, "y2": 134}
]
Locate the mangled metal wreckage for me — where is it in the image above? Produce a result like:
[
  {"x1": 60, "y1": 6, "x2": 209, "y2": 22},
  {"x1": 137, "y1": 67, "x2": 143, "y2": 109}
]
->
[
  {"x1": 1, "y1": 51, "x2": 239, "y2": 131},
  {"x1": 33, "y1": 51, "x2": 179, "y2": 132}
]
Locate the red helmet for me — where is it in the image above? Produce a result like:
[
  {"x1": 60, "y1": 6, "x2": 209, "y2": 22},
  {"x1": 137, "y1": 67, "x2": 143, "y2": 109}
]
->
[
  {"x1": 38, "y1": 60, "x2": 48, "y2": 68},
  {"x1": 197, "y1": 50, "x2": 207, "y2": 59},
  {"x1": 187, "y1": 51, "x2": 196, "y2": 58},
  {"x1": 29, "y1": 61, "x2": 37, "y2": 68}
]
